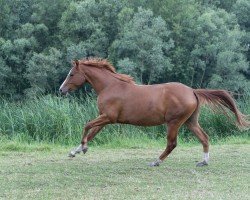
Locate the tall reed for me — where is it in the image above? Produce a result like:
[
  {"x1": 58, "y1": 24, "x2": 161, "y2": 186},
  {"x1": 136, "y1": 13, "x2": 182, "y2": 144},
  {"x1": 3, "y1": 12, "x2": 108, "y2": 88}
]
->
[{"x1": 0, "y1": 94, "x2": 249, "y2": 145}]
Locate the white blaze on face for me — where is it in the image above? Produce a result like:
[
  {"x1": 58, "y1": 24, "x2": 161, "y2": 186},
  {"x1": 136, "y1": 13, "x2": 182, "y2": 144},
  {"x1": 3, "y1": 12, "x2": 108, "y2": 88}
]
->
[{"x1": 59, "y1": 69, "x2": 72, "y2": 91}]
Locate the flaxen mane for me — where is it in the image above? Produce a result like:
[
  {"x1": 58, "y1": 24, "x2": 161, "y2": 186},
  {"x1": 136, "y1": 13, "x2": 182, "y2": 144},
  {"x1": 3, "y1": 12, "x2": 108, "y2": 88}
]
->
[{"x1": 79, "y1": 58, "x2": 135, "y2": 84}]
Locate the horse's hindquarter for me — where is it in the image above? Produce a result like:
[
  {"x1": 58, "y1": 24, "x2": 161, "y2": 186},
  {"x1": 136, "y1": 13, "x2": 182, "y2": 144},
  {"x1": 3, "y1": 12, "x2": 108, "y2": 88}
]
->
[{"x1": 98, "y1": 82, "x2": 197, "y2": 126}]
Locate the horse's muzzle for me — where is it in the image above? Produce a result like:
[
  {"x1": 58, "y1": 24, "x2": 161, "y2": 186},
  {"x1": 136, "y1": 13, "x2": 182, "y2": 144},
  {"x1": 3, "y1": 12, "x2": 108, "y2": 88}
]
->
[{"x1": 59, "y1": 87, "x2": 69, "y2": 95}]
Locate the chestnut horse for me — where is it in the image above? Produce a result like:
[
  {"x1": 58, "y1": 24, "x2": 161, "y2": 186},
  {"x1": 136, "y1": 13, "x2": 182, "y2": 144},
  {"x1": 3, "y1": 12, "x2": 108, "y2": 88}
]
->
[{"x1": 59, "y1": 58, "x2": 249, "y2": 167}]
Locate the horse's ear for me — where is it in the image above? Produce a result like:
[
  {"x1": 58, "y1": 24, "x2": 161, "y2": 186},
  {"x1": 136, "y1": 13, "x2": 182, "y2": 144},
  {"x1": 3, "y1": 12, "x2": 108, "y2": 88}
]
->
[{"x1": 72, "y1": 60, "x2": 79, "y2": 69}]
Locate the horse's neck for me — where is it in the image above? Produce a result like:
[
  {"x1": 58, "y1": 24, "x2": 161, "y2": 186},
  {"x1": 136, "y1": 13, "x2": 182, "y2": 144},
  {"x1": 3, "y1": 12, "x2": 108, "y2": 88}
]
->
[{"x1": 83, "y1": 67, "x2": 118, "y2": 94}]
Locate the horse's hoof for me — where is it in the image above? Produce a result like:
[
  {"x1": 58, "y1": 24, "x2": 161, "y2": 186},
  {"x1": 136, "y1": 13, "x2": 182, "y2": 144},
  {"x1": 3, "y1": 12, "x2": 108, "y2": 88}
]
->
[
  {"x1": 196, "y1": 161, "x2": 208, "y2": 167},
  {"x1": 68, "y1": 152, "x2": 75, "y2": 158},
  {"x1": 149, "y1": 162, "x2": 159, "y2": 167},
  {"x1": 149, "y1": 160, "x2": 161, "y2": 167},
  {"x1": 82, "y1": 147, "x2": 88, "y2": 154}
]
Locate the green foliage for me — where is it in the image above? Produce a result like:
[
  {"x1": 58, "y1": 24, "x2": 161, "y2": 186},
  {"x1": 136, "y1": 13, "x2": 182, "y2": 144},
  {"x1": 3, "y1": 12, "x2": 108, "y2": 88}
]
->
[
  {"x1": 25, "y1": 48, "x2": 64, "y2": 96},
  {"x1": 232, "y1": 0, "x2": 250, "y2": 66},
  {"x1": 0, "y1": 95, "x2": 248, "y2": 145},
  {"x1": 111, "y1": 7, "x2": 173, "y2": 84},
  {"x1": 189, "y1": 8, "x2": 249, "y2": 91},
  {"x1": 232, "y1": 0, "x2": 250, "y2": 29},
  {"x1": 0, "y1": 36, "x2": 37, "y2": 98},
  {"x1": 0, "y1": 57, "x2": 11, "y2": 94},
  {"x1": 0, "y1": 0, "x2": 249, "y2": 96},
  {"x1": 200, "y1": 0, "x2": 237, "y2": 11},
  {"x1": 59, "y1": 0, "x2": 124, "y2": 59},
  {"x1": 147, "y1": 0, "x2": 202, "y2": 84}
]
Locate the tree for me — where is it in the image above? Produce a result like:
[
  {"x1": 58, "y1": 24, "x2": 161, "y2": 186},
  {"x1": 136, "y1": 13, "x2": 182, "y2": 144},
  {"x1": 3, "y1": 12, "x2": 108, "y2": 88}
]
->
[
  {"x1": 0, "y1": 36, "x2": 37, "y2": 98},
  {"x1": 0, "y1": 0, "x2": 34, "y2": 39},
  {"x1": 147, "y1": 0, "x2": 202, "y2": 84},
  {"x1": 232, "y1": 0, "x2": 250, "y2": 29},
  {"x1": 30, "y1": 0, "x2": 70, "y2": 49},
  {"x1": 25, "y1": 48, "x2": 64, "y2": 96},
  {"x1": 232, "y1": 0, "x2": 250, "y2": 77},
  {"x1": 0, "y1": 0, "x2": 249, "y2": 98},
  {"x1": 59, "y1": 0, "x2": 126, "y2": 60},
  {"x1": 189, "y1": 8, "x2": 249, "y2": 91},
  {"x1": 110, "y1": 8, "x2": 173, "y2": 84},
  {"x1": 0, "y1": 56, "x2": 12, "y2": 95},
  {"x1": 199, "y1": 0, "x2": 237, "y2": 11}
]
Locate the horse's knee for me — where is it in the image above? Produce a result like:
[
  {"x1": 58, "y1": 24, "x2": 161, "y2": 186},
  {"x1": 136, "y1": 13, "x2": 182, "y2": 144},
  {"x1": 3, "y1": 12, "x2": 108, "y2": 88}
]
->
[
  {"x1": 84, "y1": 123, "x2": 92, "y2": 132},
  {"x1": 168, "y1": 140, "x2": 177, "y2": 150},
  {"x1": 172, "y1": 141, "x2": 177, "y2": 149}
]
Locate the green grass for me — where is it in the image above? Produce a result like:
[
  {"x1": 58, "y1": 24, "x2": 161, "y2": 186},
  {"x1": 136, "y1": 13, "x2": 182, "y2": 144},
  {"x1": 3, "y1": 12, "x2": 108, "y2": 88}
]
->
[
  {"x1": 0, "y1": 142, "x2": 249, "y2": 200},
  {"x1": 0, "y1": 94, "x2": 249, "y2": 146}
]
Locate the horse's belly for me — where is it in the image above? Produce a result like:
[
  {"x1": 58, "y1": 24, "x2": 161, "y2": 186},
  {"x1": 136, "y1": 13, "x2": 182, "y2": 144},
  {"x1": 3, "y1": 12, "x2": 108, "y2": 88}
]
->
[{"x1": 118, "y1": 110, "x2": 166, "y2": 126}]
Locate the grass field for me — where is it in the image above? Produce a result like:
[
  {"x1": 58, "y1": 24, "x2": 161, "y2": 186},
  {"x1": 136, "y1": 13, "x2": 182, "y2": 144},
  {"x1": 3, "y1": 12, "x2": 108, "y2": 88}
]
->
[{"x1": 0, "y1": 142, "x2": 249, "y2": 200}]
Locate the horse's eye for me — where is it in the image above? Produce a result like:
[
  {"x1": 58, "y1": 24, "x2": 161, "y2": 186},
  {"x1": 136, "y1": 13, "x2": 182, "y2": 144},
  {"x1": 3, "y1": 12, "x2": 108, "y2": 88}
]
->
[{"x1": 70, "y1": 74, "x2": 74, "y2": 77}]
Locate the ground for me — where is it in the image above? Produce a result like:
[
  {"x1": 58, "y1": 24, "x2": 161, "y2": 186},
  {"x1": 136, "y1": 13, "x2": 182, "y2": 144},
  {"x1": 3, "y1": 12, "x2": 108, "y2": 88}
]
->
[{"x1": 0, "y1": 144, "x2": 249, "y2": 200}]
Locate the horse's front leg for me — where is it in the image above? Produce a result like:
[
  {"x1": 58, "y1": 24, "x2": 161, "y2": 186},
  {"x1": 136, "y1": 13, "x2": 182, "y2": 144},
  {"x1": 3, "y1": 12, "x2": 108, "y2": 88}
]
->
[
  {"x1": 68, "y1": 127, "x2": 101, "y2": 157},
  {"x1": 68, "y1": 114, "x2": 110, "y2": 157},
  {"x1": 68, "y1": 144, "x2": 84, "y2": 157}
]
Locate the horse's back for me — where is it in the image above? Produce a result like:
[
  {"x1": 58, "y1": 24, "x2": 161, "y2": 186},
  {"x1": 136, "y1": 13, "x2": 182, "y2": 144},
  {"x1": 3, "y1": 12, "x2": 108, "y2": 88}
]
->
[{"x1": 133, "y1": 82, "x2": 196, "y2": 104}]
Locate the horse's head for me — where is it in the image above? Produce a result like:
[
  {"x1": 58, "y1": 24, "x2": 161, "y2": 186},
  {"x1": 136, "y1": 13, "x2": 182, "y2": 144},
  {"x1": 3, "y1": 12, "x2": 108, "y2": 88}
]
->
[{"x1": 59, "y1": 60, "x2": 86, "y2": 95}]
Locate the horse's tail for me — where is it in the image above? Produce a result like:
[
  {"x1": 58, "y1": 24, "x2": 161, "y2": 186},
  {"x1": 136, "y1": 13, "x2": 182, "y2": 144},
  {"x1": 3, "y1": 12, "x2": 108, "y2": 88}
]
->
[{"x1": 193, "y1": 89, "x2": 250, "y2": 129}]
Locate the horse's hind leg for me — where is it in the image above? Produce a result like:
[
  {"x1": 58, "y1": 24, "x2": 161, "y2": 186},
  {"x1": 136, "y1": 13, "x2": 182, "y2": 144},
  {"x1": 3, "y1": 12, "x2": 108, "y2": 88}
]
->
[{"x1": 185, "y1": 112, "x2": 209, "y2": 167}]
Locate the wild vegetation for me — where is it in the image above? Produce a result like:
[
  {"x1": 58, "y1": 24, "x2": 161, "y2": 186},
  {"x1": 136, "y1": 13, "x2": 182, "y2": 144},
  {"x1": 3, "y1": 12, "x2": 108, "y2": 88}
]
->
[
  {"x1": 0, "y1": 95, "x2": 249, "y2": 145},
  {"x1": 0, "y1": 0, "x2": 249, "y2": 144},
  {"x1": 0, "y1": 0, "x2": 249, "y2": 99}
]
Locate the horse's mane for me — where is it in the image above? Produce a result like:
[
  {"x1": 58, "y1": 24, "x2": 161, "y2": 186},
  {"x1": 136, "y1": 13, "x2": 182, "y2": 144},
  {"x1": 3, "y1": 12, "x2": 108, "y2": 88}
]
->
[{"x1": 79, "y1": 58, "x2": 135, "y2": 84}]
